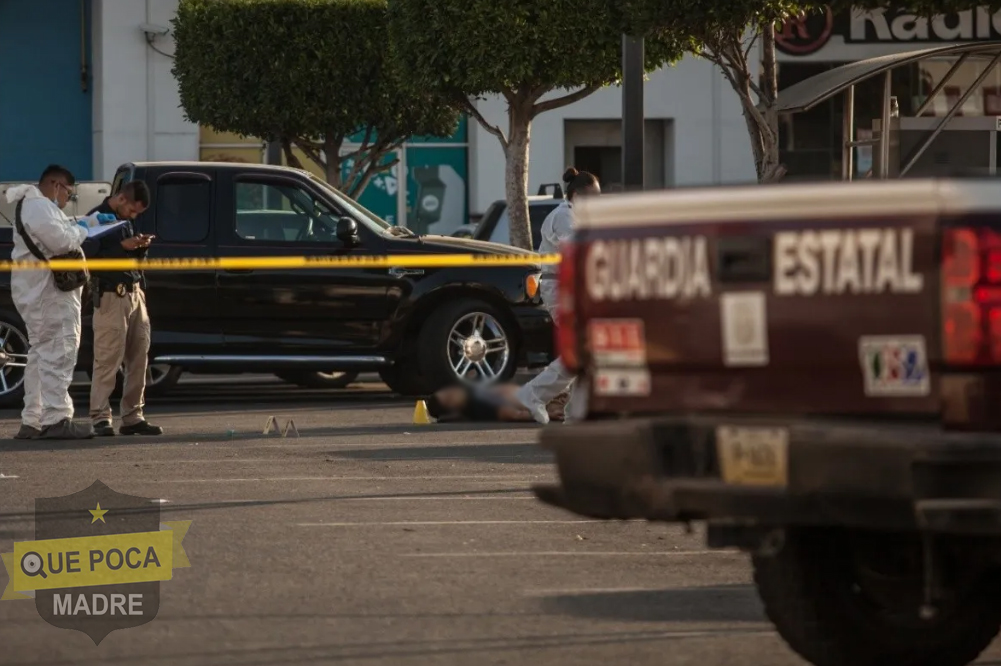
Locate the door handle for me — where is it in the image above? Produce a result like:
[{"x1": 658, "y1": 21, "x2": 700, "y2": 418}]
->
[
  {"x1": 389, "y1": 267, "x2": 424, "y2": 278},
  {"x1": 716, "y1": 236, "x2": 771, "y2": 284}
]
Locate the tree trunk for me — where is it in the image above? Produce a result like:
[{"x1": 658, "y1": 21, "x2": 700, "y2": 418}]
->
[
  {"x1": 505, "y1": 108, "x2": 532, "y2": 250},
  {"x1": 756, "y1": 24, "x2": 782, "y2": 183}
]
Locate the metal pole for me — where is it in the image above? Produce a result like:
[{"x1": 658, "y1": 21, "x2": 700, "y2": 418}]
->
[
  {"x1": 842, "y1": 85, "x2": 855, "y2": 181},
  {"x1": 622, "y1": 34, "x2": 645, "y2": 191},
  {"x1": 878, "y1": 72, "x2": 892, "y2": 179},
  {"x1": 265, "y1": 141, "x2": 282, "y2": 165},
  {"x1": 901, "y1": 51, "x2": 1001, "y2": 177},
  {"x1": 913, "y1": 53, "x2": 970, "y2": 118}
]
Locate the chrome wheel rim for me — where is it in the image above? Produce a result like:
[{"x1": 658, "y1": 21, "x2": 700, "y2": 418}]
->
[
  {"x1": 146, "y1": 363, "x2": 173, "y2": 386},
  {"x1": 448, "y1": 312, "x2": 510, "y2": 384},
  {"x1": 317, "y1": 372, "x2": 349, "y2": 380},
  {"x1": 0, "y1": 322, "x2": 28, "y2": 397}
]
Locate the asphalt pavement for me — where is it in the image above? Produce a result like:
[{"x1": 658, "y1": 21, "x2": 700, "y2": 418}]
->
[{"x1": 1, "y1": 376, "x2": 1001, "y2": 666}]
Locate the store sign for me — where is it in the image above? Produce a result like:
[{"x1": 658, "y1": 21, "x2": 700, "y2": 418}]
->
[
  {"x1": 777, "y1": 7, "x2": 1001, "y2": 55},
  {"x1": 776, "y1": 8, "x2": 834, "y2": 55}
]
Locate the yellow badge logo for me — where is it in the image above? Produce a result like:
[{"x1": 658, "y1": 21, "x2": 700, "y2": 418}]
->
[{"x1": 1, "y1": 481, "x2": 191, "y2": 644}]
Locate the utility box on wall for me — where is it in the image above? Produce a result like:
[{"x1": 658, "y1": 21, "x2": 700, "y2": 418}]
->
[{"x1": 872, "y1": 116, "x2": 1001, "y2": 178}]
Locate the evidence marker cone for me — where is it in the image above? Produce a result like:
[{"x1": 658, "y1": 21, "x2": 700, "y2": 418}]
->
[{"x1": 413, "y1": 400, "x2": 432, "y2": 425}]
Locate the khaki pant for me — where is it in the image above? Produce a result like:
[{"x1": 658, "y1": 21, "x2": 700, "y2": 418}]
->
[{"x1": 89, "y1": 289, "x2": 151, "y2": 426}]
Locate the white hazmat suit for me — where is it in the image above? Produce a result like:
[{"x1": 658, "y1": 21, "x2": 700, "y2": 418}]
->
[
  {"x1": 516, "y1": 199, "x2": 584, "y2": 424},
  {"x1": 6, "y1": 185, "x2": 89, "y2": 430}
]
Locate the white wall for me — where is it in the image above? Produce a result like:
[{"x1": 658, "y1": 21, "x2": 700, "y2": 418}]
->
[
  {"x1": 468, "y1": 55, "x2": 757, "y2": 215},
  {"x1": 91, "y1": 0, "x2": 198, "y2": 181}
]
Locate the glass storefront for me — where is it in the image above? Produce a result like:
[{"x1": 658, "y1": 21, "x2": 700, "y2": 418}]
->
[{"x1": 777, "y1": 7, "x2": 1001, "y2": 180}]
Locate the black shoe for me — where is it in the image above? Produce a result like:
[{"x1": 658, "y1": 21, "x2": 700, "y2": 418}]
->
[
  {"x1": 94, "y1": 421, "x2": 116, "y2": 437},
  {"x1": 37, "y1": 419, "x2": 95, "y2": 440},
  {"x1": 14, "y1": 424, "x2": 41, "y2": 440},
  {"x1": 120, "y1": 421, "x2": 163, "y2": 436}
]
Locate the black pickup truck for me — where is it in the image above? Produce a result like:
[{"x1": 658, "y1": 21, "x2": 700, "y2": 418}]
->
[{"x1": 0, "y1": 161, "x2": 552, "y2": 405}]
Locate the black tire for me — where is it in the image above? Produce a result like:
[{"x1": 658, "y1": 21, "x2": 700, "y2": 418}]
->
[
  {"x1": 753, "y1": 527, "x2": 1001, "y2": 666},
  {"x1": 0, "y1": 314, "x2": 29, "y2": 408},
  {"x1": 378, "y1": 362, "x2": 425, "y2": 397},
  {"x1": 86, "y1": 363, "x2": 183, "y2": 399},
  {"x1": 275, "y1": 371, "x2": 359, "y2": 390},
  {"x1": 413, "y1": 298, "x2": 517, "y2": 394}
]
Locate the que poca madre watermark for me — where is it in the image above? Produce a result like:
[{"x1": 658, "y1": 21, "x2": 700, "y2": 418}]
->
[{"x1": 2, "y1": 481, "x2": 191, "y2": 645}]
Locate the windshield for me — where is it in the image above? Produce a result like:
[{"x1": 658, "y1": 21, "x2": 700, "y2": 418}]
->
[{"x1": 306, "y1": 173, "x2": 393, "y2": 233}]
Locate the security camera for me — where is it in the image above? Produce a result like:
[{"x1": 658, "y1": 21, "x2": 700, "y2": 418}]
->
[{"x1": 139, "y1": 23, "x2": 169, "y2": 37}]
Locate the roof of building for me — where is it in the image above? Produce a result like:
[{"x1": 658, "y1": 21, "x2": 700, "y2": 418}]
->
[{"x1": 777, "y1": 41, "x2": 1001, "y2": 114}]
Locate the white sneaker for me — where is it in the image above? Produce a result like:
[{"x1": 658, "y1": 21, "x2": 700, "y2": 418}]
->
[{"x1": 515, "y1": 385, "x2": 550, "y2": 425}]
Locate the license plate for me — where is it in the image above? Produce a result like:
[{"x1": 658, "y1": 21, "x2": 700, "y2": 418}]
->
[{"x1": 715, "y1": 426, "x2": 789, "y2": 488}]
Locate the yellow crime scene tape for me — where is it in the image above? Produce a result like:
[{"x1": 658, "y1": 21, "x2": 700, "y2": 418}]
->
[{"x1": 0, "y1": 253, "x2": 563, "y2": 272}]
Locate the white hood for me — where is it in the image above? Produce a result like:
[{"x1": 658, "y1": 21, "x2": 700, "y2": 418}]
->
[{"x1": 4, "y1": 184, "x2": 43, "y2": 204}]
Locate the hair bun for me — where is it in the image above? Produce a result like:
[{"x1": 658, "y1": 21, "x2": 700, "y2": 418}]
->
[{"x1": 562, "y1": 167, "x2": 579, "y2": 184}]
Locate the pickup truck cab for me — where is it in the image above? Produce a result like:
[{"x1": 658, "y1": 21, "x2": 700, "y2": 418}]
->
[
  {"x1": 537, "y1": 179, "x2": 1001, "y2": 666},
  {"x1": 0, "y1": 161, "x2": 552, "y2": 405}
]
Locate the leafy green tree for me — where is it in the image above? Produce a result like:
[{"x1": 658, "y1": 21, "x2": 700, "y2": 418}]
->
[
  {"x1": 172, "y1": 0, "x2": 458, "y2": 199},
  {"x1": 388, "y1": 0, "x2": 686, "y2": 249}
]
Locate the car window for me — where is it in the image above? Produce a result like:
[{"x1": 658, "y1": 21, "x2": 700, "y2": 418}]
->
[
  {"x1": 306, "y1": 172, "x2": 392, "y2": 234},
  {"x1": 235, "y1": 179, "x2": 341, "y2": 243},
  {"x1": 529, "y1": 204, "x2": 558, "y2": 250},
  {"x1": 488, "y1": 209, "x2": 510, "y2": 245},
  {"x1": 486, "y1": 203, "x2": 557, "y2": 249},
  {"x1": 155, "y1": 175, "x2": 211, "y2": 243}
]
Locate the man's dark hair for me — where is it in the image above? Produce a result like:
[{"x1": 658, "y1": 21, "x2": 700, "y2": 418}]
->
[
  {"x1": 121, "y1": 181, "x2": 151, "y2": 207},
  {"x1": 39, "y1": 164, "x2": 75, "y2": 186}
]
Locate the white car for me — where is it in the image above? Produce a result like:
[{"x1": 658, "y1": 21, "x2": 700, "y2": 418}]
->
[{"x1": 0, "y1": 181, "x2": 112, "y2": 225}]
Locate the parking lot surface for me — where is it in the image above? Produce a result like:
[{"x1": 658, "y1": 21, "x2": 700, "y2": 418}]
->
[{"x1": 2, "y1": 377, "x2": 1001, "y2": 666}]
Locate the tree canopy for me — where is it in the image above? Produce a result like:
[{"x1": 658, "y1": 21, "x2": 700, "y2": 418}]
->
[
  {"x1": 389, "y1": 0, "x2": 686, "y2": 248},
  {"x1": 172, "y1": 0, "x2": 459, "y2": 197}
]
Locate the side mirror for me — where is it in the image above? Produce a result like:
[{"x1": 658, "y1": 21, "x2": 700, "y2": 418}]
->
[{"x1": 336, "y1": 217, "x2": 359, "y2": 244}]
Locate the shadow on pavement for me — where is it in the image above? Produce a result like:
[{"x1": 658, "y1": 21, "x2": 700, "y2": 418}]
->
[
  {"x1": 539, "y1": 584, "x2": 766, "y2": 624},
  {"x1": 0, "y1": 421, "x2": 543, "y2": 452},
  {"x1": 0, "y1": 627, "x2": 773, "y2": 665},
  {"x1": 0, "y1": 487, "x2": 531, "y2": 521},
  {"x1": 329, "y1": 442, "x2": 550, "y2": 465}
]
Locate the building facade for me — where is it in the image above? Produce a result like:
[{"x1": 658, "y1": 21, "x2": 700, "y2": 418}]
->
[
  {"x1": 776, "y1": 6, "x2": 1001, "y2": 180},
  {"x1": 0, "y1": 0, "x2": 757, "y2": 235}
]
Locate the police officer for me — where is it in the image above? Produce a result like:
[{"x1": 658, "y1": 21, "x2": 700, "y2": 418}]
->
[{"x1": 84, "y1": 181, "x2": 162, "y2": 436}]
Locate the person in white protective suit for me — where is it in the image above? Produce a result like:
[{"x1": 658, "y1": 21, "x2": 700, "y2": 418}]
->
[
  {"x1": 516, "y1": 167, "x2": 600, "y2": 425},
  {"x1": 7, "y1": 165, "x2": 109, "y2": 440}
]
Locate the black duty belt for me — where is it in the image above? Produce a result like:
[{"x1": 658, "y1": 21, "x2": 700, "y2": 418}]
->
[{"x1": 102, "y1": 283, "x2": 139, "y2": 297}]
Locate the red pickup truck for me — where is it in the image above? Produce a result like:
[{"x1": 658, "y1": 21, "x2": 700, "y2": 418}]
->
[{"x1": 536, "y1": 179, "x2": 1001, "y2": 666}]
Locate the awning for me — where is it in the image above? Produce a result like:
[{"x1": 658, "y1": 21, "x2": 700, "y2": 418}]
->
[{"x1": 777, "y1": 41, "x2": 1001, "y2": 114}]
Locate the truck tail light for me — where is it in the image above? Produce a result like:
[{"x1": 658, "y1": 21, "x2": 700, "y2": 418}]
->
[
  {"x1": 556, "y1": 242, "x2": 579, "y2": 371},
  {"x1": 942, "y1": 227, "x2": 1001, "y2": 364}
]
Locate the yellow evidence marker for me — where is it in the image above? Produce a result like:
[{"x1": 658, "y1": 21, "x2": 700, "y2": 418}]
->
[{"x1": 413, "y1": 400, "x2": 433, "y2": 425}]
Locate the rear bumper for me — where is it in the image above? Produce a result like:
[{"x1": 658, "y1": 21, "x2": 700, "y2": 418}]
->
[
  {"x1": 513, "y1": 306, "x2": 553, "y2": 367},
  {"x1": 537, "y1": 416, "x2": 1001, "y2": 536}
]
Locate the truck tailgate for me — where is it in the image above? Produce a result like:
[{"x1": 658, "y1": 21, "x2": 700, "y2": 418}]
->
[{"x1": 575, "y1": 208, "x2": 940, "y2": 417}]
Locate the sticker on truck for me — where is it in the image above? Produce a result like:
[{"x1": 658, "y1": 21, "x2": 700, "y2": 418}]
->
[
  {"x1": 720, "y1": 292, "x2": 769, "y2": 366},
  {"x1": 589, "y1": 319, "x2": 651, "y2": 396},
  {"x1": 858, "y1": 335, "x2": 930, "y2": 397}
]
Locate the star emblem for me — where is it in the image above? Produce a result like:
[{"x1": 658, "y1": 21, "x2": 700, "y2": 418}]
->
[{"x1": 89, "y1": 502, "x2": 108, "y2": 524}]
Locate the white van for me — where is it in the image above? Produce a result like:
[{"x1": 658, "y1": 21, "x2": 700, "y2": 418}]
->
[{"x1": 0, "y1": 181, "x2": 112, "y2": 226}]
